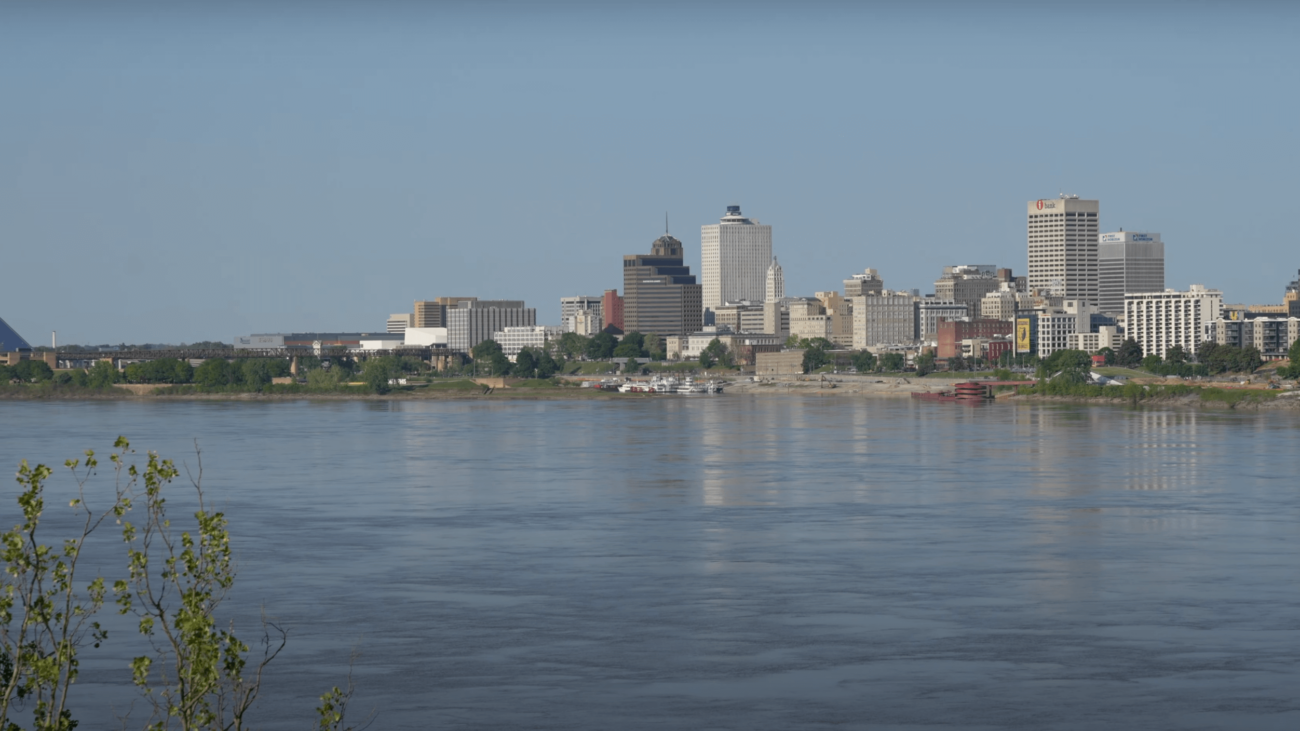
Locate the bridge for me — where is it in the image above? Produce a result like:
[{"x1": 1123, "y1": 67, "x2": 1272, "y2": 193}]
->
[{"x1": 46, "y1": 347, "x2": 463, "y2": 371}]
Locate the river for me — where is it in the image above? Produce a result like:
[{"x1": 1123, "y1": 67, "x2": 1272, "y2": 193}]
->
[{"x1": 2, "y1": 397, "x2": 1298, "y2": 729}]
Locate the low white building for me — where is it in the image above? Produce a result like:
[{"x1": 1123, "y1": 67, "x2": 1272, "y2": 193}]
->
[
  {"x1": 563, "y1": 309, "x2": 602, "y2": 336},
  {"x1": 402, "y1": 327, "x2": 448, "y2": 348},
  {"x1": 493, "y1": 325, "x2": 565, "y2": 359},
  {"x1": 1069, "y1": 325, "x2": 1122, "y2": 354}
]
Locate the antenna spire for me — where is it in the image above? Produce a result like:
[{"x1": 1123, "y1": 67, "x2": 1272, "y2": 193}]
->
[{"x1": 665, "y1": 211, "x2": 669, "y2": 234}]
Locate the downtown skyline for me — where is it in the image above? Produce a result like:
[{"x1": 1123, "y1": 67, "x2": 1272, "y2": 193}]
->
[{"x1": 3, "y1": 2, "x2": 1300, "y2": 342}]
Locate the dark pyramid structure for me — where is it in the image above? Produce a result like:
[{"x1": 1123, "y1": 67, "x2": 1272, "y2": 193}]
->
[{"x1": 0, "y1": 316, "x2": 32, "y2": 352}]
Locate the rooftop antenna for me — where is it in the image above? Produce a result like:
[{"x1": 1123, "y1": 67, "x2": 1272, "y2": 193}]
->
[{"x1": 665, "y1": 211, "x2": 669, "y2": 234}]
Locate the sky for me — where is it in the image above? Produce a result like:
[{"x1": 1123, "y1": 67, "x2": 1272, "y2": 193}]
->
[{"x1": 3, "y1": 1, "x2": 1299, "y2": 344}]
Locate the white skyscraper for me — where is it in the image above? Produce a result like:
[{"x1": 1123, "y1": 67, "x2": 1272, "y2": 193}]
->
[
  {"x1": 765, "y1": 256, "x2": 784, "y2": 303},
  {"x1": 1027, "y1": 195, "x2": 1099, "y2": 302},
  {"x1": 1124, "y1": 285, "x2": 1223, "y2": 358},
  {"x1": 1098, "y1": 231, "x2": 1164, "y2": 316},
  {"x1": 701, "y1": 205, "x2": 773, "y2": 319}
]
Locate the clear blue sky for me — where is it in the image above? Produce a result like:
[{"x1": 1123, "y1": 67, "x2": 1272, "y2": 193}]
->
[{"x1": 3, "y1": 1, "x2": 1298, "y2": 344}]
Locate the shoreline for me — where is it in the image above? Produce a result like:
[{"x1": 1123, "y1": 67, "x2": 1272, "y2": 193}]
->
[{"x1": 4, "y1": 379, "x2": 1298, "y2": 410}]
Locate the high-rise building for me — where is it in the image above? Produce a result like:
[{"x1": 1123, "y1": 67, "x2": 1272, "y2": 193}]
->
[
  {"x1": 815, "y1": 291, "x2": 854, "y2": 347},
  {"x1": 1098, "y1": 231, "x2": 1164, "y2": 316},
  {"x1": 601, "y1": 290, "x2": 624, "y2": 332},
  {"x1": 447, "y1": 300, "x2": 536, "y2": 352},
  {"x1": 915, "y1": 298, "x2": 968, "y2": 343},
  {"x1": 765, "y1": 257, "x2": 785, "y2": 303},
  {"x1": 387, "y1": 313, "x2": 414, "y2": 335},
  {"x1": 1027, "y1": 196, "x2": 1099, "y2": 301},
  {"x1": 623, "y1": 233, "x2": 703, "y2": 337},
  {"x1": 560, "y1": 296, "x2": 603, "y2": 325},
  {"x1": 1124, "y1": 285, "x2": 1222, "y2": 358},
  {"x1": 933, "y1": 265, "x2": 1001, "y2": 315},
  {"x1": 851, "y1": 291, "x2": 915, "y2": 349},
  {"x1": 844, "y1": 269, "x2": 884, "y2": 297},
  {"x1": 701, "y1": 205, "x2": 773, "y2": 318},
  {"x1": 414, "y1": 297, "x2": 477, "y2": 329}
]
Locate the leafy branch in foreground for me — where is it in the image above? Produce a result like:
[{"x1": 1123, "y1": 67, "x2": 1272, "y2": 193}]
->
[
  {"x1": 1, "y1": 441, "x2": 130, "y2": 731},
  {"x1": 114, "y1": 441, "x2": 285, "y2": 730}
]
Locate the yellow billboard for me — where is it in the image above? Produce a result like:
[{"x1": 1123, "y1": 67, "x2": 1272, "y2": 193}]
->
[{"x1": 1015, "y1": 318, "x2": 1032, "y2": 353}]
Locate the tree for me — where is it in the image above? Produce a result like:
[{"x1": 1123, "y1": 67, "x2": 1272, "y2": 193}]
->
[
  {"x1": 87, "y1": 361, "x2": 121, "y2": 389},
  {"x1": 363, "y1": 357, "x2": 394, "y2": 394},
  {"x1": 0, "y1": 364, "x2": 9, "y2": 383},
  {"x1": 1116, "y1": 339, "x2": 1143, "y2": 368},
  {"x1": 801, "y1": 345, "x2": 830, "y2": 373},
  {"x1": 700, "y1": 339, "x2": 730, "y2": 370},
  {"x1": 1141, "y1": 354, "x2": 1163, "y2": 372},
  {"x1": 949, "y1": 355, "x2": 968, "y2": 372},
  {"x1": 612, "y1": 339, "x2": 644, "y2": 359},
  {"x1": 194, "y1": 359, "x2": 239, "y2": 388},
  {"x1": 535, "y1": 350, "x2": 559, "y2": 379},
  {"x1": 850, "y1": 350, "x2": 876, "y2": 373},
  {"x1": 914, "y1": 351, "x2": 936, "y2": 376},
  {"x1": 471, "y1": 339, "x2": 504, "y2": 363},
  {"x1": 585, "y1": 333, "x2": 616, "y2": 360},
  {"x1": 879, "y1": 353, "x2": 905, "y2": 372},
  {"x1": 642, "y1": 333, "x2": 664, "y2": 362},
  {"x1": 11, "y1": 360, "x2": 53, "y2": 383},
  {"x1": 557, "y1": 332, "x2": 589, "y2": 360},
  {"x1": 513, "y1": 349, "x2": 538, "y2": 379},
  {"x1": 1098, "y1": 347, "x2": 1116, "y2": 366},
  {"x1": 624, "y1": 357, "x2": 640, "y2": 374},
  {"x1": 1165, "y1": 345, "x2": 1187, "y2": 364}
]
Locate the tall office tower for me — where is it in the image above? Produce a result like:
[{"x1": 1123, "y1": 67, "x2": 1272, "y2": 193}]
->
[
  {"x1": 765, "y1": 257, "x2": 785, "y2": 303},
  {"x1": 447, "y1": 300, "x2": 536, "y2": 352},
  {"x1": 1027, "y1": 195, "x2": 1099, "y2": 301},
  {"x1": 1097, "y1": 231, "x2": 1164, "y2": 316},
  {"x1": 1124, "y1": 285, "x2": 1222, "y2": 358},
  {"x1": 623, "y1": 233, "x2": 703, "y2": 337},
  {"x1": 844, "y1": 268, "x2": 884, "y2": 297},
  {"x1": 560, "y1": 296, "x2": 603, "y2": 325},
  {"x1": 601, "y1": 290, "x2": 624, "y2": 331},
  {"x1": 414, "y1": 297, "x2": 477, "y2": 329},
  {"x1": 701, "y1": 205, "x2": 773, "y2": 318}
]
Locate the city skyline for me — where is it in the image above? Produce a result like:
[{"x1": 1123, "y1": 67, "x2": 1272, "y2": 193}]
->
[{"x1": 4, "y1": 3, "x2": 1300, "y2": 342}]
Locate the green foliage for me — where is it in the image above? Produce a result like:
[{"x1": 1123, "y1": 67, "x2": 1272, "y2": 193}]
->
[
  {"x1": 624, "y1": 357, "x2": 641, "y2": 374},
  {"x1": 535, "y1": 351, "x2": 559, "y2": 379},
  {"x1": 801, "y1": 343, "x2": 830, "y2": 373},
  {"x1": 1197, "y1": 343, "x2": 1264, "y2": 375},
  {"x1": 1141, "y1": 354, "x2": 1163, "y2": 372},
  {"x1": 642, "y1": 333, "x2": 665, "y2": 362},
  {"x1": 10, "y1": 360, "x2": 54, "y2": 383},
  {"x1": 700, "y1": 339, "x2": 732, "y2": 370},
  {"x1": 914, "y1": 352, "x2": 936, "y2": 376},
  {"x1": 513, "y1": 349, "x2": 538, "y2": 379},
  {"x1": 993, "y1": 368, "x2": 1014, "y2": 381},
  {"x1": 557, "y1": 332, "x2": 589, "y2": 360},
  {"x1": 1115, "y1": 338, "x2": 1144, "y2": 367},
  {"x1": 1097, "y1": 347, "x2": 1116, "y2": 366},
  {"x1": 363, "y1": 357, "x2": 395, "y2": 394},
  {"x1": 193, "y1": 359, "x2": 240, "y2": 388},
  {"x1": 613, "y1": 332, "x2": 647, "y2": 359},
  {"x1": 113, "y1": 440, "x2": 286, "y2": 729},
  {"x1": 1165, "y1": 345, "x2": 1187, "y2": 364},
  {"x1": 585, "y1": 333, "x2": 616, "y2": 360},
  {"x1": 471, "y1": 339, "x2": 503, "y2": 362},
  {"x1": 0, "y1": 364, "x2": 9, "y2": 383},
  {"x1": 850, "y1": 350, "x2": 876, "y2": 373},
  {"x1": 123, "y1": 358, "x2": 194, "y2": 385},
  {"x1": 0, "y1": 445, "x2": 127, "y2": 730},
  {"x1": 86, "y1": 361, "x2": 120, "y2": 389},
  {"x1": 878, "y1": 353, "x2": 906, "y2": 372}
]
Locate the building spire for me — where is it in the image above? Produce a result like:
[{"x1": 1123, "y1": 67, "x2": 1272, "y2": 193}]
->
[{"x1": 665, "y1": 211, "x2": 669, "y2": 235}]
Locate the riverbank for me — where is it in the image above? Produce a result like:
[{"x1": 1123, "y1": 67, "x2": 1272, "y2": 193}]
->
[{"x1": 4, "y1": 376, "x2": 1298, "y2": 409}]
